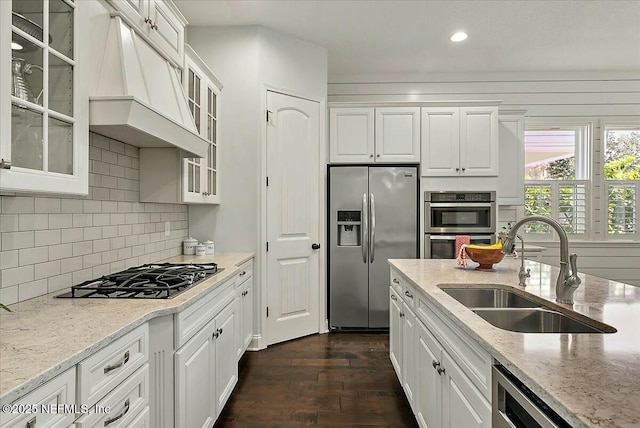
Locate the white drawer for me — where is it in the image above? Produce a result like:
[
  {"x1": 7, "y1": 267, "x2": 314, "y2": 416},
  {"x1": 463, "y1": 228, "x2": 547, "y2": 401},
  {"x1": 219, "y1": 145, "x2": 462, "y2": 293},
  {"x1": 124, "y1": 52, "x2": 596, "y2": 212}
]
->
[
  {"x1": 78, "y1": 324, "x2": 148, "y2": 407},
  {"x1": 416, "y1": 294, "x2": 492, "y2": 400},
  {"x1": 390, "y1": 269, "x2": 403, "y2": 294},
  {"x1": 0, "y1": 368, "x2": 76, "y2": 428},
  {"x1": 174, "y1": 277, "x2": 235, "y2": 348},
  {"x1": 235, "y1": 260, "x2": 253, "y2": 287},
  {"x1": 76, "y1": 365, "x2": 148, "y2": 428}
]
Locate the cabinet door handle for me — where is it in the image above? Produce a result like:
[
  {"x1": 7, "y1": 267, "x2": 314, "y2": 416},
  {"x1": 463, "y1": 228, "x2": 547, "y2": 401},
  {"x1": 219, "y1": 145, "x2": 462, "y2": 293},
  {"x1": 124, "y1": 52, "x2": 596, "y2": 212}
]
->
[
  {"x1": 312, "y1": 243, "x2": 321, "y2": 250},
  {"x1": 370, "y1": 154, "x2": 374, "y2": 158},
  {"x1": 213, "y1": 331, "x2": 219, "y2": 339},
  {"x1": 399, "y1": 312, "x2": 404, "y2": 318},
  {"x1": 103, "y1": 351, "x2": 130, "y2": 374},
  {"x1": 392, "y1": 278, "x2": 400, "y2": 284},
  {"x1": 26, "y1": 417, "x2": 36, "y2": 428},
  {"x1": 104, "y1": 399, "x2": 130, "y2": 426},
  {"x1": 391, "y1": 294, "x2": 397, "y2": 301},
  {"x1": 437, "y1": 367, "x2": 446, "y2": 376},
  {"x1": 455, "y1": 167, "x2": 460, "y2": 172},
  {"x1": 432, "y1": 359, "x2": 440, "y2": 369},
  {"x1": 239, "y1": 270, "x2": 246, "y2": 277},
  {"x1": 404, "y1": 290, "x2": 413, "y2": 299},
  {"x1": 218, "y1": 328, "x2": 223, "y2": 335},
  {"x1": 461, "y1": 167, "x2": 466, "y2": 172}
]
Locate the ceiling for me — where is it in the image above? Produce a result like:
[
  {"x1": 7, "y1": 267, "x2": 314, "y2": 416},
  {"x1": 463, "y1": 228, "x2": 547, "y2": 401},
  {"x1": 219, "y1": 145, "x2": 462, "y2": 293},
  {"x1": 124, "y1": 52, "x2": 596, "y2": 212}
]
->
[{"x1": 173, "y1": 0, "x2": 640, "y2": 81}]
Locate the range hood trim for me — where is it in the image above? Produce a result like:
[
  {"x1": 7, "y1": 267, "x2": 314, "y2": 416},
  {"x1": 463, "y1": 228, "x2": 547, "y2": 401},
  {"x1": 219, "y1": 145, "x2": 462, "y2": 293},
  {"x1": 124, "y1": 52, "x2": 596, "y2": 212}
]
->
[
  {"x1": 89, "y1": 96, "x2": 208, "y2": 158},
  {"x1": 89, "y1": 14, "x2": 207, "y2": 158}
]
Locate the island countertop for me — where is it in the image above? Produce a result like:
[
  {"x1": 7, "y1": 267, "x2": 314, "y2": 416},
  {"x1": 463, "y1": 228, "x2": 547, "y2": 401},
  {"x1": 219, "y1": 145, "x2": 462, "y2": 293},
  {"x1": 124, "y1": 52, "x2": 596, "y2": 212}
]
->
[
  {"x1": 0, "y1": 252, "x2": 254, "y2": 405},
  {"x1": 388, "y1": 257, "x2": 640, "y2": 428}
]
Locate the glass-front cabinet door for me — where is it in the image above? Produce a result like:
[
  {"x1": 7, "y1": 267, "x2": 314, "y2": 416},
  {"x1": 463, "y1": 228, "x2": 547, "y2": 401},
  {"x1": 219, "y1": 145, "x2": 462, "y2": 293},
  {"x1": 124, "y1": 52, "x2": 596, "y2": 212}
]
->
[
  {"x1": 0, "y1": 0, "x2": 88, "y2": 194},
  {"x1": 182, "y1": 45, "x2": 221, "y2": 204}
]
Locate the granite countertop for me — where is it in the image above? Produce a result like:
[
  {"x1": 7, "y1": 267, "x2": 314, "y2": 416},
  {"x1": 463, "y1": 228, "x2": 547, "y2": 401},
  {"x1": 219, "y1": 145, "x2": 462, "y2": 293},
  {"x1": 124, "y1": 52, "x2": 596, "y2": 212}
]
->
[
  {"x1": 388, "y1": 257, "x2": 640, "y2": 428},
  {"x1": 0, "y1": 252, "x2": 254, "y2": 405}
]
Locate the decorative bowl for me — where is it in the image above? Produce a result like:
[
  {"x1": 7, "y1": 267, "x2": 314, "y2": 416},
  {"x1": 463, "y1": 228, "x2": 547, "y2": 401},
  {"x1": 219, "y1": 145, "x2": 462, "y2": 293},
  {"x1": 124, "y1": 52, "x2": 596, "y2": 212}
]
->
[{"x1": 465, "y1": 246, "x2": 505, "y2": 270}]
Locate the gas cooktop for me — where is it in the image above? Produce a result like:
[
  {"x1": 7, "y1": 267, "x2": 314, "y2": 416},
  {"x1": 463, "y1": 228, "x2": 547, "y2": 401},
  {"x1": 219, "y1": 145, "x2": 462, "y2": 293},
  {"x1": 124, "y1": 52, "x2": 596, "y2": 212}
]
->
[{"x1": 56, "y1": 263, "x2": 221, "y2": 299}]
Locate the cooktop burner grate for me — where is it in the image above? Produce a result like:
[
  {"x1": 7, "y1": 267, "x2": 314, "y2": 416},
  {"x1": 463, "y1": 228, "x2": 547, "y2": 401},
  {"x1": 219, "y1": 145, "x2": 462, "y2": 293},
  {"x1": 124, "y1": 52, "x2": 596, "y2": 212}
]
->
[{"x1": 56, "y1": 263, "x2": 220, "y2": 299}]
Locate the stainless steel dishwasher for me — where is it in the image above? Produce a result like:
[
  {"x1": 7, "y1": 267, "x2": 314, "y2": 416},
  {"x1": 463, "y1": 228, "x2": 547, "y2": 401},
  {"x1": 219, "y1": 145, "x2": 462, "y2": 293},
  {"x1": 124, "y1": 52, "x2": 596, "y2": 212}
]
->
[{"x1": 492, "y1": 365, "x2": 572, "y2": 428}]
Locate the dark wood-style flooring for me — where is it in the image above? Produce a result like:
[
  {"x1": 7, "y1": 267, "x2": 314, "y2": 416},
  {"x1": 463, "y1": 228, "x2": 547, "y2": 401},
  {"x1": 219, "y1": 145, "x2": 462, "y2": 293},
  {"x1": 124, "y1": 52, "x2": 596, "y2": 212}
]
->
[{"x1": 214, "y1": 332, "x2": 418, "y2": 428}]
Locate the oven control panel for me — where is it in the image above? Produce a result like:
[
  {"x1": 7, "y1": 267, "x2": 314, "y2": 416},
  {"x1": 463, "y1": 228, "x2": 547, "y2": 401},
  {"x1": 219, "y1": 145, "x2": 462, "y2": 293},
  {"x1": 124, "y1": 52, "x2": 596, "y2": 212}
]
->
[{"x1": 426, "y1": 191, "x2": 496, "y2": 203}]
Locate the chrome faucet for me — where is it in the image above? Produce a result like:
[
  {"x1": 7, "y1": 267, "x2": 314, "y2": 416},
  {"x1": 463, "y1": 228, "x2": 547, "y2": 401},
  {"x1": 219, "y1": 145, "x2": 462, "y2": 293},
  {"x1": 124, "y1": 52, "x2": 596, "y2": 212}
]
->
[
  {"x1": 515, "y1": 234, "x2": 530, "y2": 287},
  {"x1": 501, "y1": 216, "x2": 581, "y2": 304}
]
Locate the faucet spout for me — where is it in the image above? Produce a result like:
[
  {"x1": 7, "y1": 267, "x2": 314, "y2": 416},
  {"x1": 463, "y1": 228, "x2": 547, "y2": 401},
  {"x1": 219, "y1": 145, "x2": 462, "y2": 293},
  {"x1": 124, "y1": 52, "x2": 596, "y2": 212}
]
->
[{"x1": 500, "y1": 215, "x2": 581, "y2": 304}]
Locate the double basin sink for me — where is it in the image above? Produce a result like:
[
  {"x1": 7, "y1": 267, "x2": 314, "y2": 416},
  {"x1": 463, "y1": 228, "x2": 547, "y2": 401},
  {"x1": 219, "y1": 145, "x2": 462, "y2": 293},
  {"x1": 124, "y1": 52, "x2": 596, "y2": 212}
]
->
[{"x1": 442, "y1": 287, "x2": 616, "y2": 334}]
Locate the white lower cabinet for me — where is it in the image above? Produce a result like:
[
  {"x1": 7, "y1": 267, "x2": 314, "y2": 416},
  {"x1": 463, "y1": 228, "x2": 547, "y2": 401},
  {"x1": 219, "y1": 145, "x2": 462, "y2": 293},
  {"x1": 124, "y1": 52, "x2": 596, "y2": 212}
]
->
[
  {"x1": 391, "y1": 268, "x2": 492, "y2": 428},
  {"x1": 174, "y1": 299, "x2": 237, "y2": 428},
  {"x1": 236, "y1": 261, "x2": 254, "y2": 358}
]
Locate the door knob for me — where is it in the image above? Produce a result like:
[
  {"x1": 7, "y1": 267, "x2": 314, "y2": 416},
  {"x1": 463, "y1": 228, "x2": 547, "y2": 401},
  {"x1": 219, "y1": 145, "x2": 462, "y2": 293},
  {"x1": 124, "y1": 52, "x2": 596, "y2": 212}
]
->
[{"x1": 312, "y1": 243, "x2": 321, "y2": 250}]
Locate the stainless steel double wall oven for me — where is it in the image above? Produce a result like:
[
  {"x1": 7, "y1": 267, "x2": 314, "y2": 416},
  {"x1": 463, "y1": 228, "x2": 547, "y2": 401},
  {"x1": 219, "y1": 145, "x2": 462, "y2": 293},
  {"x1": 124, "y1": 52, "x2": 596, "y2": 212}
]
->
[{"x1": 424, "y1": 191, "x2": 496, "y2": 258}]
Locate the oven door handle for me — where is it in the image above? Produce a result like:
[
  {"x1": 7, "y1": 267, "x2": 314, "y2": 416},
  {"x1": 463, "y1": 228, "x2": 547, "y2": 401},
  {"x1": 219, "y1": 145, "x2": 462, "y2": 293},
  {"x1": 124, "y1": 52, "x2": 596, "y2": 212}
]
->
[
  {"x1": 362, "y1": 193, "x2": 368, "y2": 264},
  {"x1": 428, "y1": 235, "x2": 494, "y2": 241},
  {"x1": 429, "y1": 203, "x2": 494, "y2": 208}
]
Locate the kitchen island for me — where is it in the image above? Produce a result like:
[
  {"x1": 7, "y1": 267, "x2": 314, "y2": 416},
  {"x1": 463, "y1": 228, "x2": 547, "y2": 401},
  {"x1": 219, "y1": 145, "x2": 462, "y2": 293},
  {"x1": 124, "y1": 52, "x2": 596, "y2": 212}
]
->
[
  {"x1": 0, "y1": 252, "x2": 253, "y2": 406},
  {"x1": 389, "y1": 257, "x2": 640, "y2": 428}
]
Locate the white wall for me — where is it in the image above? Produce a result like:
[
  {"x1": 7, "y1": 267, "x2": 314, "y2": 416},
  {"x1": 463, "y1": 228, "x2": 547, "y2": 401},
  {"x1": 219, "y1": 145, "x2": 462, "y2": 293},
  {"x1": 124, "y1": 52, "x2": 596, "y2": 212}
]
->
[
  {"x1": 186, "y1": 25, "x2": 327, "y2": 345},
  {"x1": 328, "y1": 72, "x2": 640, "y2": 286}
]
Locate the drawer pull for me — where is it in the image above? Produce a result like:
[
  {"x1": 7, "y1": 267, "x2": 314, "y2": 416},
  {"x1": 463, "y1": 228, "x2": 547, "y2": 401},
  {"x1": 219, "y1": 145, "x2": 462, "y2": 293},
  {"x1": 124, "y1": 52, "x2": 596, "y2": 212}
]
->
[
  {"x1": 437, "y1": 366, "x2": 446, "y2": 376},
  {"x1": 391, "y1": 294, "x2": 397, "y2": 301},
  {"x1": 239, "y1": 270, "x2": 246, "y2": 277},
  {"x1": 104, "y1": 399, "x2": 130, "y2": 426},
  {"x1": 392, "y1": 278, "x2": 400, "y2": 284},
  {"x1": 432, "y1": 359, "x2": 441, "y2": 369},
  {"x1": 103, "y1": 351, "x2": 130, "y2": 374},
  {"x1": 404, "y1": 290, "x2": 413, "y2": 299},
  {"x1": 26, "y1": 417, "x2": 36, "y2": 428}
]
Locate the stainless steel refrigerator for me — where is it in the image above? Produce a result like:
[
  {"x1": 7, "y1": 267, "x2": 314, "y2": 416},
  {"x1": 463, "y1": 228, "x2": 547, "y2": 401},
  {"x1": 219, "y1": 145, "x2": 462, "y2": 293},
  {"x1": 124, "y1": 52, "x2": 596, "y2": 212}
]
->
[{"x1": 328, "y1": 165, "x2": 418, "y2": 329}]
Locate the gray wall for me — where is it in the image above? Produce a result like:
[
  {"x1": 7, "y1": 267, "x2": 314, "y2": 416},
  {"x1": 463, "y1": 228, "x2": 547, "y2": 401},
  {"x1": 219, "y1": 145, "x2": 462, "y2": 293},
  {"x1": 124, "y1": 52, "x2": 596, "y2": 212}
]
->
[{"x1": 0, "y1": 133, "x2": 188, "y2": 305}]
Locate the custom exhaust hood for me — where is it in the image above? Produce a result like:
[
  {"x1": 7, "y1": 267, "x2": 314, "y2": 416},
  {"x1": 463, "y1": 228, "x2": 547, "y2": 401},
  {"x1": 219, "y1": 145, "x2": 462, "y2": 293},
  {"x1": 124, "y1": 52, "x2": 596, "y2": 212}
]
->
[{"x1": 89, "y1": 14, "x2": 208, "y2": 158}]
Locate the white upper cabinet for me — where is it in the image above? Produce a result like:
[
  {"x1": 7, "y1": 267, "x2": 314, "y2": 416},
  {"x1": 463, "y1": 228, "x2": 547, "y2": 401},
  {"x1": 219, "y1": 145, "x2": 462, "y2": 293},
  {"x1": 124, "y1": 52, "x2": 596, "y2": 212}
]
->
[
  {"x1": 139, "y1": 45, "x2": 222, "y2": 204},
  {"x1": 421, "y1": 106, "x2": 498, "y2": 177},
  {"x1": 330, "y1": 107, "x2": 420, "y2": 163},
  {"x1": 498, "y1": 111, "x2": 526, "y2": 205},
  {"x1": 1, "y1": 0, "x2": 88, "y2": 195},
  {"x1": 107, "y1": 0, "x2": 186, "y2": 66}
]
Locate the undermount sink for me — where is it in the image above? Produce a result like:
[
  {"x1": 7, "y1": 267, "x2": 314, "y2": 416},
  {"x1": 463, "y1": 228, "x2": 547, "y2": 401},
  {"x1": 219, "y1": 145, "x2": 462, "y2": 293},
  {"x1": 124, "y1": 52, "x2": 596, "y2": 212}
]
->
[
  {"x1": 441, "y1": 287, "x2": 616, "y2": 334},
  {"x1": 472, "y1": 308, "x2": 614, "y2": 334},
  {"x1": 442, "y1": 287, "x2": 541, "y2": 308}
]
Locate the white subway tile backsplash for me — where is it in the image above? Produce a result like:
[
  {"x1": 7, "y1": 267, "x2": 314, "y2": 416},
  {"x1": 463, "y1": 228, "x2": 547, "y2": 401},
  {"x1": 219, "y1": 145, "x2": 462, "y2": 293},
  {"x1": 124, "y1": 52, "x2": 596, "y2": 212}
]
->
[
  {"x1": 34, "y1": 198, "x2": 61, "y2": 213},
  {"x1": 61, "y1": 257, "x2": 83, "y2": 274},
  {"x1": 61, "y1": 199, "x2": 83, "y2": 214},
  {"x1": 49, "y1": 214, "x2": 73, "y2": 229},
  {"x1": 2, "y1": 265, "x2": 34, "y2": 287},
  {"x1": 19, "y1": 214, "x2": 49, "y2": 231},
  {"x1": 93, "y1": 238, "x2": 110, "y2": 253},
  {"x1": 2, "y1": 197, "x2": 35, "y2": 214},
  {"x1": 2, "y1": 231, "x2": 35, "y2": 251},
  {"x1": 48, "y1": 243, "x2": 73, "y2": 261},
  {"x1": 0, "y1": 133, "x2": 187, "y2": 302},
  {"x1": 72, "y1": 241, "x2": 93, "y2": 257},
  {"x1": 61, "y1": 228, "x2": 84, "y2": 244},
  {"x1": 0, "y1": 286, "x2": 18, "y2": 305},
  {"x1": 48, "y1": 273, "x2": 73, "y2": 293},
  {"x1": 72, "y1": 214, "x2": 93, "y2": 228},
  {"x1": 0, "y1": 215, "x2": 19, "y2": 232},
  {"x1": 35, "y1": 230, "x2": 61, "y2": 247},
  {"x1": 19, "y1": 247, "x2": 49, "y2": 266},
  {"x1": 35, "y1": 260, "x2": 61, "y2": 280},
  {"x1": 19, "y1": 279, "x2": 47, "y2": 301}
]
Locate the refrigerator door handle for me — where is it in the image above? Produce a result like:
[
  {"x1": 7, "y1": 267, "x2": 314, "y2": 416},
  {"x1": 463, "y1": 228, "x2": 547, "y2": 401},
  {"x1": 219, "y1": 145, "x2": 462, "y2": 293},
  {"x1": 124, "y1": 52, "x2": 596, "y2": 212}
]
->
[
  {"x1": 369, "y1": 192, "x2": 375, "y2": 263},
  {"x1": 362, "y1": 193, "x2": 368, "y2": 263}
]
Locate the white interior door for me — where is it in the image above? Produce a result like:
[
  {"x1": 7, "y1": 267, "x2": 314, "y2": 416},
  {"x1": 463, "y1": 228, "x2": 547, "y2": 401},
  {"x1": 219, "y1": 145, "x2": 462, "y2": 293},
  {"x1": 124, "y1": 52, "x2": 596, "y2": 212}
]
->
[{"x1": 266, "y1": 91, "x2": 321, "y2": 345}]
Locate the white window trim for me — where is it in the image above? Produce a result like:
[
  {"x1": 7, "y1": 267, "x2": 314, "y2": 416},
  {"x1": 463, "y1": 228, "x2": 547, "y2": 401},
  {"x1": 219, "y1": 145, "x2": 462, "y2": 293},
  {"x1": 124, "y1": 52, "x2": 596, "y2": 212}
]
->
[{"x1": 599, "y1": 119, "x2": 640, "y2": 241}]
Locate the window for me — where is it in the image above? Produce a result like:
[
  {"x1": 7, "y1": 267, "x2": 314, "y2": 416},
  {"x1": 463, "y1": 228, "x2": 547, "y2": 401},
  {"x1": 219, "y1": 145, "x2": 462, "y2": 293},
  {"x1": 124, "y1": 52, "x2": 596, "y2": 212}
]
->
[
  {"x1": 604, "y1": 126, "x2": 639, "y2": 238},
  {"x1": 523, "y1": 121, "x2": 591, "y2": 239}
]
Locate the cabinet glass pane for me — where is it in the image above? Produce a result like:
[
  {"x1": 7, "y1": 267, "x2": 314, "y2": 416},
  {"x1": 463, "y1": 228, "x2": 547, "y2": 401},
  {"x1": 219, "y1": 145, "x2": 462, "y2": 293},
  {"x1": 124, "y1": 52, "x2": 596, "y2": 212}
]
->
[
  {"x1": 49, "y1": 0, "x2": 74, "y2": 59},
  {"x1": 212, "y1": 171, "x2": 216, "y2": 195},
  {"x1": 194, "y1": 75, "x2": 201, "y2": 104},
  {"x1": 188, "y1": 69, "x2": 194, "y2": 99},
  {"x1": 48, "y1": 117, "x2": 73, "y2": 174},
  {"x1": 194, "y1": 164, "x2": 200, "y2": 193},
  {"x1": 211, "y1": 92, "x2": 216, "y2": 117},
  {"x1": 211, "y1": 120, "x2": 216, "y2": 144},
  {"x1": 12, "y1": 1, "x2": 44, "y2": 44},
  {"x1": 208, "y1": 170, "x2": 214, "y2": 195},
  {"x1": 208, "y1": 144, "x2": 214, "y2": 169},
  {"x1": 11, "y1": 45, "x2": 44, "y2": 107},
  {"x1": 207, "y1": 116, "x2": 212, "y2": 142},
  {"x1": 212, "y1": 145, "x2": 216, "y2": 167},
  {"x1": 188, "y1": 162, "x2": 194, "y2": 192},
  {"x1": 194, "y1": 106, "x2": 201, "y2": 132},
  {"x1": 11, "y1": 104, "x2": 43, "y2": 170},
  {"x1": 49, "y1": 53, "x2": 73, "y2": 116}
]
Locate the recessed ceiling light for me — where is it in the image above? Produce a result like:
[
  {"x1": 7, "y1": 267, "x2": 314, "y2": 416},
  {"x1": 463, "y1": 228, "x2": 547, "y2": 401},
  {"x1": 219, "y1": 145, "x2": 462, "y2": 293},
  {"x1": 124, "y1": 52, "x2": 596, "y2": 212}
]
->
[
  {"x1": 11, "y1": 42, "x2": 23, "y2": 50},
  {"x1": 450, "y1": 32, "x2": 468, "y2": 42}
]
